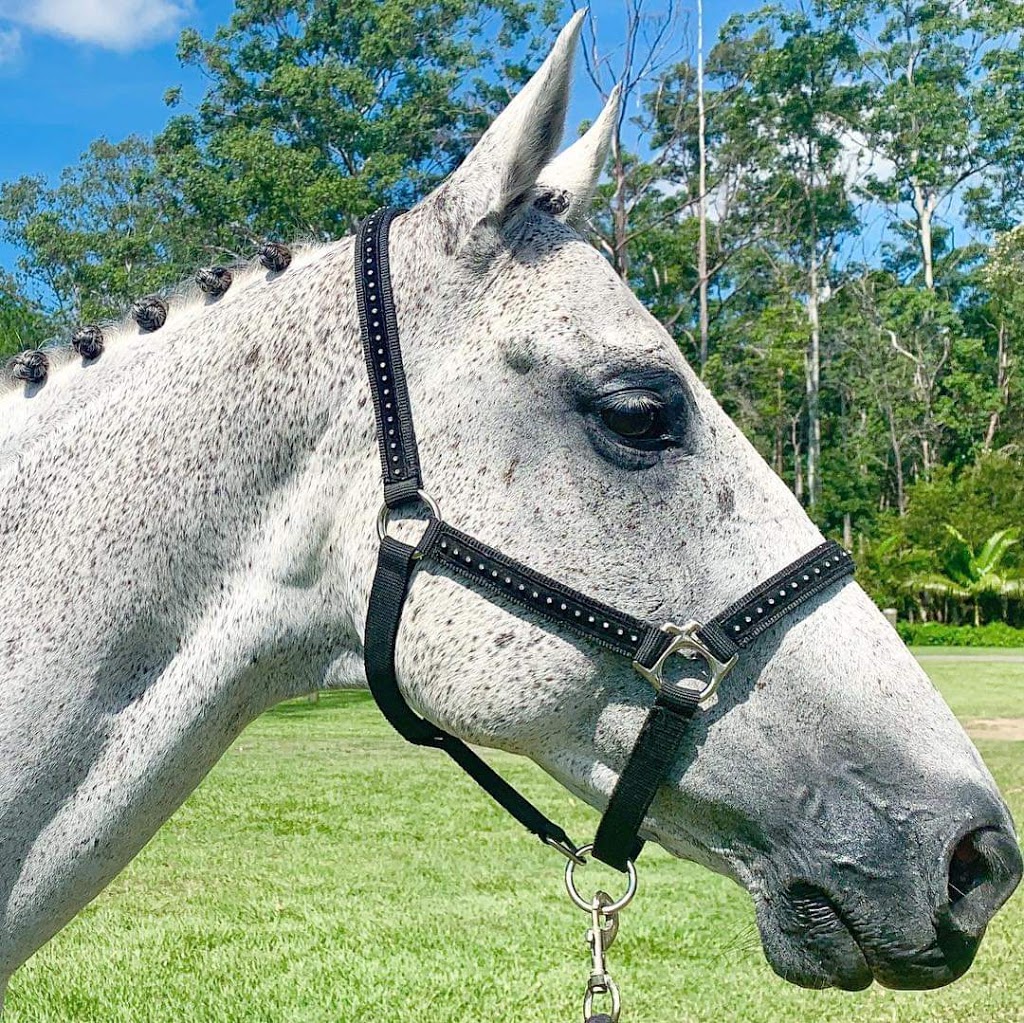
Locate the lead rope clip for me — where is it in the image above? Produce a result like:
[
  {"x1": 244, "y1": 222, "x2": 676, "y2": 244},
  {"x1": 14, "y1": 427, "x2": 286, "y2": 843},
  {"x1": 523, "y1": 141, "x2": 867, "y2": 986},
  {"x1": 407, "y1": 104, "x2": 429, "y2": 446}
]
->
[
  {"x1": 584, "y1": 893, "x2": 621, "y2": 1022},
  {"x1": 564, "y1": 845, "x2": 638, "y2": 1023}
]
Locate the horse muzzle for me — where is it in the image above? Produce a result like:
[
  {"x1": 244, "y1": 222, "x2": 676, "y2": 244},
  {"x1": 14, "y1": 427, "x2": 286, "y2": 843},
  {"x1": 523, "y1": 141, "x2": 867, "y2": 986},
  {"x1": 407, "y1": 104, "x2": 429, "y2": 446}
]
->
[{"x1": 755, "y1": 811, "x2": 1022, "y2": 991}]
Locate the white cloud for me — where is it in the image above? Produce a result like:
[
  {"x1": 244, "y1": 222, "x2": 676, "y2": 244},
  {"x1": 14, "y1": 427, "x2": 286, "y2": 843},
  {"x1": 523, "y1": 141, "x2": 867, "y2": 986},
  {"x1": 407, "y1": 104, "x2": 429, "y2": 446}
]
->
[
  {"x1": 0, "y1": 0, "x2": 192, "y2": 51},
  {"x1": 0, "y1": 26, "x2": 20, "y2": 63},
  {"x1": 835, "y1": 127, "x2": 896, "y2": 191}
]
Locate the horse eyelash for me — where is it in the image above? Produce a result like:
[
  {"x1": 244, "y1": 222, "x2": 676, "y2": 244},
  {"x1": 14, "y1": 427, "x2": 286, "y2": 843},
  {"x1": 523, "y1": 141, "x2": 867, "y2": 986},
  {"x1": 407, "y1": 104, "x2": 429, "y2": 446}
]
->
[{"x1": 599, "y1": 390, "x2": 665, "y2": 415}]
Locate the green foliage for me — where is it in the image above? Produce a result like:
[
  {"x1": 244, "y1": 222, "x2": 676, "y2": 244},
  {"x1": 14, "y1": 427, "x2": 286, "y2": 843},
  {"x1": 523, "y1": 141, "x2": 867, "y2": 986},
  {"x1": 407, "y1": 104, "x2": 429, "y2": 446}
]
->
[
  {"x1": 857, "y1": 453, "x2": 1024, "y2": 623},
  {"x1": 156, "y1": 0, "x2": 560, "y2": 248},
  {"x1": 0, "y1": 137, "x2": 192, "y2": 324},
  {"x1": 897, "y1": 621, "x2": 1024, "y2": 647},
  {"x1": 902, "y1": 524, "x2": 1023, "y2": 625},
  {"x1": 0, "y1": 273, "x2": 49, "y2": 358}
]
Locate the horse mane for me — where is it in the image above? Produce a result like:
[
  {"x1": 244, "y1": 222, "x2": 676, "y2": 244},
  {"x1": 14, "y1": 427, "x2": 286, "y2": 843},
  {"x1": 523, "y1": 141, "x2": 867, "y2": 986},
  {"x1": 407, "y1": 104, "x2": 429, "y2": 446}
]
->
[{"x1": 0, "y1": 241, "x2": 310, "y2": 404}]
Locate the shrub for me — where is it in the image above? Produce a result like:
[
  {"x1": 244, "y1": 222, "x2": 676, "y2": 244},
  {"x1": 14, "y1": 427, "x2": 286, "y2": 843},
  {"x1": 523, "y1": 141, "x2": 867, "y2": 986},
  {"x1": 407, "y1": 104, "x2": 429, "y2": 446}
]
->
[{"x1": 895, "y1": 621, "x2": 1024, "y2": 647}]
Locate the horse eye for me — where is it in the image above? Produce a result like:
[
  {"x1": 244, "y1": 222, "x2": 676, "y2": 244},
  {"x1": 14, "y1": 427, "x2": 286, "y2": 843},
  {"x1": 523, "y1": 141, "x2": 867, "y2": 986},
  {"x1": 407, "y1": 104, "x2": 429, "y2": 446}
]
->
[
  {"x1": 597, "y1": 392, "x2": 669, "y2": 443},
  {"x1": 601, "y1": 406, "x2": 661, "y2": 439}
]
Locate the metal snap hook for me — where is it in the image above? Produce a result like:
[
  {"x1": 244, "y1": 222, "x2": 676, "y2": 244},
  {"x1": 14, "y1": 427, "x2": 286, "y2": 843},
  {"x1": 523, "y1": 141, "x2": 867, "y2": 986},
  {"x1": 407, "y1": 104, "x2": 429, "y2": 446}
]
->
[
  {"x1": 565, "y1": 844, "x2": 637, "y2": 914},
  {"x1": 583, "y1": 976, "x2": 621, "y2": 1022}
]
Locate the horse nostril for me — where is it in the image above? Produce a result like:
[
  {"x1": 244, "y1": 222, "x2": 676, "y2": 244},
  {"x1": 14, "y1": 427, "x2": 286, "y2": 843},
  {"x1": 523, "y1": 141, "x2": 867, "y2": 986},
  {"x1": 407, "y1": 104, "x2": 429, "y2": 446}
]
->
[
  {"x1": 943, "y1": 826, "x2": 1023, "y2": 939},
  {"x1": 948, "y1": 832, "x2": 983, "y2": 905}
]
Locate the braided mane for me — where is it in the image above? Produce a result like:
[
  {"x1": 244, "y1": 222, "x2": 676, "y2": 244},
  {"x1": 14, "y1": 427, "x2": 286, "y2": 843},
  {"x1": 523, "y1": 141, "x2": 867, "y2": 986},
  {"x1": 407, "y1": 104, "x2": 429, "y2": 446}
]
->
[{"x1": 0, "y1": 242, "x2": 299, "y2": 402}]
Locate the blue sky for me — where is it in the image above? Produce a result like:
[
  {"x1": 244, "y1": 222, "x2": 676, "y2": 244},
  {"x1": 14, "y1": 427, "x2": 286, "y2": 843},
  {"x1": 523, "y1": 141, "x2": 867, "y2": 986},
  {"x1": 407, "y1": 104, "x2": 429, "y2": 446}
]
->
[
  {"x1": 0, "y1": 1, "x2": 759, "y2": 195},
  {"x1": 0, "y1": 1, "x2": 764, "y2": 280}
]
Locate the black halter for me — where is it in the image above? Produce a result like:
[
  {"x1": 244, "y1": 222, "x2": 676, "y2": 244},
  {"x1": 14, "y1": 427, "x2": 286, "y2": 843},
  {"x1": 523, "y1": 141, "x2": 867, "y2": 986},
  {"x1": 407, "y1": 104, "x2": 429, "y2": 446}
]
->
[{"x1": 356, "y1": 207, "x2": 854, "y2": 872}]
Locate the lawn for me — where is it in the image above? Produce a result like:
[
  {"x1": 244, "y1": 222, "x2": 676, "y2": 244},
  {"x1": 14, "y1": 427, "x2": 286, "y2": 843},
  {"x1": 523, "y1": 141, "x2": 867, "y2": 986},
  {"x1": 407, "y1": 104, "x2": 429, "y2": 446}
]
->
[{"x1": 5, "y1": 651, "x2": 1023, "y2": 1023}]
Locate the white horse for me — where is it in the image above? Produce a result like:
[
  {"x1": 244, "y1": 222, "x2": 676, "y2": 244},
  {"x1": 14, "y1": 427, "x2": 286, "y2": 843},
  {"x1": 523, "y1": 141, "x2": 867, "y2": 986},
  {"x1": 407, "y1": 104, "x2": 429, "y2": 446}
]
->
[{"x1": 0, "y1": 13, "x2": 1019, "y2": 1010}]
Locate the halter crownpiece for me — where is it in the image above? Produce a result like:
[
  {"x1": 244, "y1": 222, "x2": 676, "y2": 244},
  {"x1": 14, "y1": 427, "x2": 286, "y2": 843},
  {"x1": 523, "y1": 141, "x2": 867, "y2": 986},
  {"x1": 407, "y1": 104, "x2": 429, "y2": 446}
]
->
[{"x1": 356, "y1": 207, "x2": 855, "y2": 872}]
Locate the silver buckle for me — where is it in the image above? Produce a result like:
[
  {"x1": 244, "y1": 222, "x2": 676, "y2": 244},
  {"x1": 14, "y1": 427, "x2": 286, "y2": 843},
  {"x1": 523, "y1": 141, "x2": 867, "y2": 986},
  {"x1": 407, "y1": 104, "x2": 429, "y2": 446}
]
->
[
  {"x1": 632, "y1": 620, "x2": 737, "y2": 702},
  {"x1": 543, "y1": 834, "x2": 588, "y2": 866}
]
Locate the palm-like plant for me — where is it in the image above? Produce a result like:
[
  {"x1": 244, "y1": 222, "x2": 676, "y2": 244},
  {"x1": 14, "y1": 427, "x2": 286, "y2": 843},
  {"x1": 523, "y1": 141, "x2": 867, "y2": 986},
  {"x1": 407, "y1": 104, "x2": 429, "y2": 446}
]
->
[{"x1": 905, "y1": 526, "x2": 1024, "y2": 626}]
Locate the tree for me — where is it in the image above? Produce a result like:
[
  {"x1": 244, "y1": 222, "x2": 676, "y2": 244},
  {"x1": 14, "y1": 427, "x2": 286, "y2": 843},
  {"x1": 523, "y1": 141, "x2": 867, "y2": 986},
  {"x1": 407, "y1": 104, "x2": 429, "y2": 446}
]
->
[
  {"x1": 855, "y1": 0, "x2": 1024, "y2": 290},
  {"x1": 706, "y1": 2, "x2": 862, "y2": 508},
  {"x1": 0, "y1": 273, "x2": 49, "y2": 359},
  {"x1": 158, "y1": 0, "x2": 560, "y2": 250},
  {"x1": 905, "y1": 525, "x2": 1023, "y2": 626},
  {"x1": 574, "y1": 0, "x2": 693, "y2": 283},
  {"x1": 974, "y1": 226, "x2": 1024, "y2": 451},
  {"x1": 0, "y1": 137, "x2": 183, "y2": 324}
]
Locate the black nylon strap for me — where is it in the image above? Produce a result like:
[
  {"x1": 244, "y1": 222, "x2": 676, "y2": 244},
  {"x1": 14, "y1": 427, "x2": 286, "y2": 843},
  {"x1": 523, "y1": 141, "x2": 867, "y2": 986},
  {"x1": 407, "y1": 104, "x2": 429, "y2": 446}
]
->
[
  {"x1": 422, "y1": 521, "x2": 656, "y2": 660},
  {"x1": 697, "y1": 541, "x2": 854, "y2": 663},
  {"x1": 364, "y1": 530, "x2": 577, "y2": 851},
  {"x1": 357, "y1": 207, "x2": 424, "y2": 507},
  {"x1": 591, "y1": 541, "x2": 854, "y2": 871},
  {"x1": 365, "y1": 535, "x2": 439, "y2": 744}
]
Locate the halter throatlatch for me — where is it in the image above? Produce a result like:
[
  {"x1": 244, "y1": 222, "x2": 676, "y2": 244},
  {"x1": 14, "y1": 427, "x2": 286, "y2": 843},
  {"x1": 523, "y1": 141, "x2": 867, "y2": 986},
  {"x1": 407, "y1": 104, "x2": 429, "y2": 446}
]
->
[{"x1": 356, "y1": 207, "x2": 855, "y2": 876}]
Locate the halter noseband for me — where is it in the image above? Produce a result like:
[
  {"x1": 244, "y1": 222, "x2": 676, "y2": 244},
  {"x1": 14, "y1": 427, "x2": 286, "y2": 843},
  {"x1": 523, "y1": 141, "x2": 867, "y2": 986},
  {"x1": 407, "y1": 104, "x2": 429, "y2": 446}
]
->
[{"x1": 356, "y1": 207, "x2": 854, "y2": 872}]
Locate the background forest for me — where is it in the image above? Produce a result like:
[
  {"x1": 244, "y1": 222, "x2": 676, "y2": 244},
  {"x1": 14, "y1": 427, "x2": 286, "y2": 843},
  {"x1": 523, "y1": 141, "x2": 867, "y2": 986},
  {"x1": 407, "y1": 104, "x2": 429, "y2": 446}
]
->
[{"x1": 2, "y1": 0, "x2": 1023, "y2": 632}]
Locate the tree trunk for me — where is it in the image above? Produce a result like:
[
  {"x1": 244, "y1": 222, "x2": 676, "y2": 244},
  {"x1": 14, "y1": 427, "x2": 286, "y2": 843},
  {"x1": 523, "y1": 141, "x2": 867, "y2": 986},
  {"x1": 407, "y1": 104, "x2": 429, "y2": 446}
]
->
[
  {"x1": 791, "y1": 416, "x2": 803, "y2": 502},
  {"x1": 911, "y1": 176, "x2": 936, "y2": 291},
  {"x1": 984, "y1": 321, "x2": 1010, "y2": 451},
  {"x1": 887, "y1": 405, "x2": 906, "y2": 516},
  {"x1": 610, "y1": 135, "x2": 629, "y2": 280},
  {"x1": 906, "y1": 32, "x2": 935, "y2": 294},
  {"x1": 774, "y1": 368, "x2": 785, "y2": 477},
  {"x1": 806, "y1": 250, "x2": 822, "y2": 509},
  {"x1": 696, "y1": 0, "x2": 710, "y2": 372}
]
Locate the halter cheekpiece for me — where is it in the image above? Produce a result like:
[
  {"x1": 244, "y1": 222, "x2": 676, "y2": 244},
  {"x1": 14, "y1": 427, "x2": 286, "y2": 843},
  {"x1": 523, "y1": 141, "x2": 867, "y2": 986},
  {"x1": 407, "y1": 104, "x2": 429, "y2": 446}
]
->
[{"x1": 356, "y1": 206, "x2": 855, "y2": 875}]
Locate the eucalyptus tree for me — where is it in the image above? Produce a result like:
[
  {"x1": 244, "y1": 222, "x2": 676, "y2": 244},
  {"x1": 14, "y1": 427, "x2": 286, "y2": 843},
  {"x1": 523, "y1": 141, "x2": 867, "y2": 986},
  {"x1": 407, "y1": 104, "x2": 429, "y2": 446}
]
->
[
  {"x1": 975, "y1": 225, "x2": 1024, "y2": 451},
  {"x1": 572, "y1": 0, "x2": 693, "y2": 283},
  {"x1": 700, "y1": 1, "x2": 862, "y2": 510},
  {"x1": 853, "y1": 0, "x2": 1024, "y2": 290}
]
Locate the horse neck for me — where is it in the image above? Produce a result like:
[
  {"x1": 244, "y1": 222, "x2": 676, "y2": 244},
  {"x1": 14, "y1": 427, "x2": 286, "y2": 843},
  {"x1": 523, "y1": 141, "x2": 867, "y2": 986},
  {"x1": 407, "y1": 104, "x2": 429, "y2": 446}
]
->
[{"x1": 0, "y1": 234, "x2": 387, "y2": 708}]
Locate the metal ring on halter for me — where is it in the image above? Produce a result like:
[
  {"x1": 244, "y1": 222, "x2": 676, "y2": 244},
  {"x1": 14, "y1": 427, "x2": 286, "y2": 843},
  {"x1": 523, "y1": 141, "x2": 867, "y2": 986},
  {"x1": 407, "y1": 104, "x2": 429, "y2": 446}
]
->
[
  {"x1": 565, "y1": 844, "x2": 637, "y2": 914},
  {"x1": 376, "y1": 489, "x2": 442, "y2": 543}
]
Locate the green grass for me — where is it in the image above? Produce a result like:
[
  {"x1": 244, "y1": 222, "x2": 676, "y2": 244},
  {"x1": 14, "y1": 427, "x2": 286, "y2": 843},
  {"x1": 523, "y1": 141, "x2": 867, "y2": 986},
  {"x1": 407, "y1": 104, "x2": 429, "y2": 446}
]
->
[
  {"x1": 911, "y1": 647, "x2": 1024, "y2": 722},
  {"x1": 5, "y1": 653, "x2": 1024, "y2": 1023}
]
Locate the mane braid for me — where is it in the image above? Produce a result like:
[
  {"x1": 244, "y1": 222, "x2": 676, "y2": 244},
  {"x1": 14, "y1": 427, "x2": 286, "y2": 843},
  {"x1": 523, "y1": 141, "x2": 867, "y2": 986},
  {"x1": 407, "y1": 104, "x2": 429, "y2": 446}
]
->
[
  {"x1": 0, "y1": 240, "x2": 303, "y2": 404},
  {"x1": 10, "y1": 349, "x2": 49, "y2": 385},
  {"x1": 71, "y1": 325, "x2": 105, "y2": 360}
]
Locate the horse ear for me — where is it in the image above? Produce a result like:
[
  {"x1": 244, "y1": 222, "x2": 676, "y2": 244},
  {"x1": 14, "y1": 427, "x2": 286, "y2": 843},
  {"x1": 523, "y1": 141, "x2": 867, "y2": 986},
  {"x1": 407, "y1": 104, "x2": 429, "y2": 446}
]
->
[
  {"x1": 427, "y1": 10, "x2": 585, "y2": 247},
  {"x1": 536, "y1": 84, "x2": 620, "y2": 225}
]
